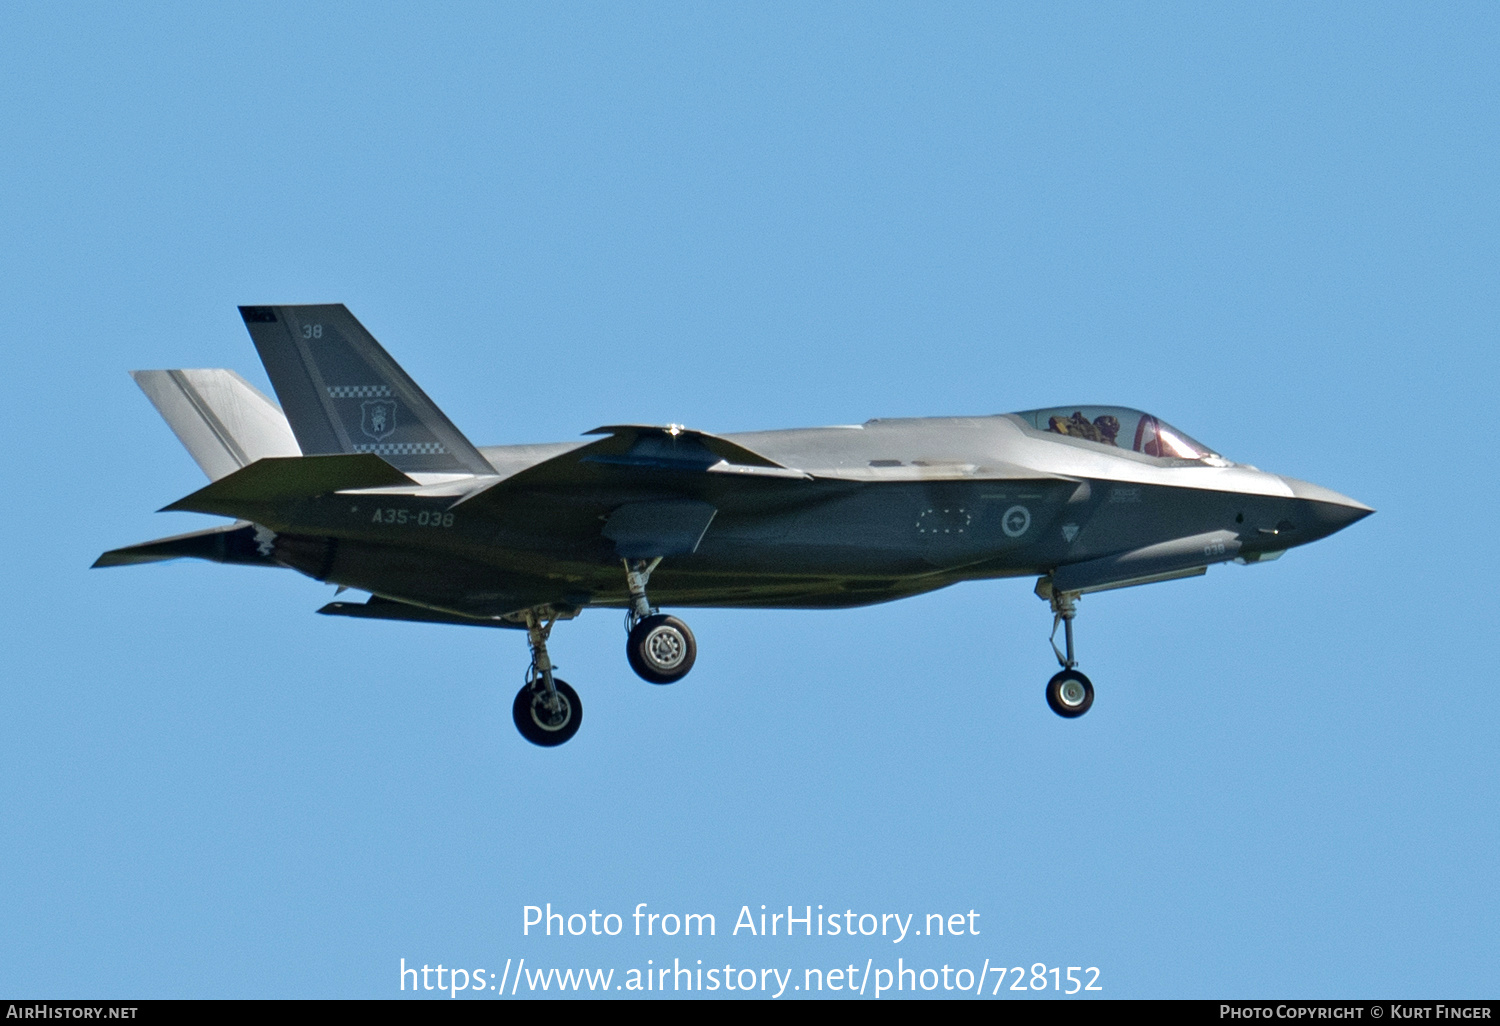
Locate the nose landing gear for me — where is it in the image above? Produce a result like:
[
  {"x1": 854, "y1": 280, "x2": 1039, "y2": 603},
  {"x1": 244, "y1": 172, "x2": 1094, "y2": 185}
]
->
[
  {"x1": 1046, "y1": 668, "x2": 1094, "y2": 718},
  {"x1": 1040, "y1": 583, "x2": 1095, "y2": 718},
  {"x1": 623, "y1": 558, "x2": 697, "y2": 685}
]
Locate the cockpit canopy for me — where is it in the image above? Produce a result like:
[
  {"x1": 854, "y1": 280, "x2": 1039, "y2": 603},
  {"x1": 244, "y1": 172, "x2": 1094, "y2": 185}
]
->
[{"x1": 1015, "y1": 406, "x2": 1221, "y2": 461}]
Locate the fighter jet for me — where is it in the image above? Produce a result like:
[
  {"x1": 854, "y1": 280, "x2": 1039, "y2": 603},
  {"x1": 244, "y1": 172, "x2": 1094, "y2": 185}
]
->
[{"x1": 96, "y1": 305, "x2": 1372, "y2": 746}]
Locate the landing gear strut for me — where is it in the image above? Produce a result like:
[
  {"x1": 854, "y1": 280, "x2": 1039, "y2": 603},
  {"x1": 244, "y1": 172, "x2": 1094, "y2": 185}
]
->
[
  {"x1": 623, "y1": 558, "x2": 697, "y2": 684},
  {"x1": 1042, "y1": 585, "x2": 1094, "y2": 718},
  {"x1": 512, "y1": 612, "x2": 582, "y2": 746}
]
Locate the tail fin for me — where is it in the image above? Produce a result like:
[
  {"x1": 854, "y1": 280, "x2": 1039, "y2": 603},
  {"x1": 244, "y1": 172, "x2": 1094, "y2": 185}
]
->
[
  {"x1": 237, "y1": 305, "x2": 492, "y2": 476},
  {"x1": 132, "y1": 369, "x2": 301, "y2": 481}
]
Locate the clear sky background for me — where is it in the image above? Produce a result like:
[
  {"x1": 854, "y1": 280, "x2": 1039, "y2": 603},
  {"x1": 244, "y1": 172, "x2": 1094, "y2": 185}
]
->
[{"x1": 1, "y1": 2, "x2": 1495, "y2": 999}]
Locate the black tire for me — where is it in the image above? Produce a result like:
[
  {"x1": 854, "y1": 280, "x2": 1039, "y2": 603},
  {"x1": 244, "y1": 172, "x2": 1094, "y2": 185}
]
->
[
  {"x1": 513, "y1": 678, "x2": 582, "y2": 746},
  {"x1": 1046, "y1": 669, "x2": 1094, "y2": 718},
  {"x1": 626, "y1": 614, "x2": 697, "y2": 684}
]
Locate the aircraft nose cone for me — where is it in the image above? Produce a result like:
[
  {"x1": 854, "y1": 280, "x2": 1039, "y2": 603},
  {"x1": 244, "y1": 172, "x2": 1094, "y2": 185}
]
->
[{"x1": 1278, "y1": 477, "x2": 1374, "y2": 540}]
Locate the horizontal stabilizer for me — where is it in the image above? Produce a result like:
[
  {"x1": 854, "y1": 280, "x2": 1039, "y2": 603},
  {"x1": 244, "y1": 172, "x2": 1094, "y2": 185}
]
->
[
  {"x1": 1045, "y1": 529, "x2": 1241, "y2": 596},
  {"x1": 163, "y1": 454, "x2": 414, "y2": 519},
  {"x1": 318, "y1": 596, "x2": 523, "y2": 629},
  {"x1": 93, "y1": 522, "x2": 279, "y2": 568},
  {"x1": 132, "y1": 369, "x2": 300, "y2": 480},
  {"x1": 603, "y1": 500, "x2": 718, "y2": 558}
]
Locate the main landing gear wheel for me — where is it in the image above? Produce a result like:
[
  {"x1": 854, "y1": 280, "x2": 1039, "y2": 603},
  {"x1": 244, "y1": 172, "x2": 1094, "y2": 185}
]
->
[
  {"x1": 513, "y1": 678, "x2": 582, "y2": 747},
  {"x1": 621, "y1": 557, "x2": 696, "y2": 685},
  {"x1": 627, "y1": 614, "x2": 696, "y2": 684},
  {"x1": 1046, "y1": 669, "x2": 1094, "y2": 718},
  {"x1": 513, "y1": 612, "x2": 581, "y2": 747}
]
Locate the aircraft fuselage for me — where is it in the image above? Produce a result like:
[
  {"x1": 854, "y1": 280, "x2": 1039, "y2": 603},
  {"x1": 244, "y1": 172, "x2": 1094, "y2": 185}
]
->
[
  {"x1": 98, "y1": 305, "x2": 1372, "y2": 741},
  {"x1": 254, "y1": 414, "x2": 1368, "y2": 617}
]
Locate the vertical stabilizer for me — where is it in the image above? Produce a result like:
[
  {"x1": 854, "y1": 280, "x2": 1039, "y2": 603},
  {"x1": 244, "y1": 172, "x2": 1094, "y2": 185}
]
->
[
  {"x1": 237, "y1": 305, "x2": 492, "y2": 476},
  {"x1": 132, "y1": 369, "x2": 301, "y2": 481}
]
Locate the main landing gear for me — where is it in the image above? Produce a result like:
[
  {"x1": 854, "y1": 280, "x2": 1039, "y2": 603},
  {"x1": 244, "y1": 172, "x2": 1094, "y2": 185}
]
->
[
  {"x1": 512, "y1": 613, "x2": 582, "y2": 747},
  {"x1": 1041, "y1": 585, "x2": 1094, "y2": 718},
  {"x1": 623, "y1": 558, "x2": 696, "y2": 685},
  {"x1": 509, "y1": 560, "x2": 699, "y2": 747}
]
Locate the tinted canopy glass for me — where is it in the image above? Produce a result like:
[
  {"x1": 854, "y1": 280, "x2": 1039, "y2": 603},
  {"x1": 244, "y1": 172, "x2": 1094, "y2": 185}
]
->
[{"x1": 1015, "y1": 406, "x2": 1220, "y2": 461}]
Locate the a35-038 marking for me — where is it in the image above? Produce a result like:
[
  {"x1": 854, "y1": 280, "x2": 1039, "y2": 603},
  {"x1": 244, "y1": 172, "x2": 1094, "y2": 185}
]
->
[{"x1": 369, "y1": 507, "x2": 454, "y2": 529}]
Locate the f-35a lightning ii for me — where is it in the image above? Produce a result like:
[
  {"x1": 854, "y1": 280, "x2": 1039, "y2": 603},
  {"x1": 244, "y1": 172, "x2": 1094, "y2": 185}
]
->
[{"x1": 96, "y1": 305, "x2": 1372, "y2": 746}]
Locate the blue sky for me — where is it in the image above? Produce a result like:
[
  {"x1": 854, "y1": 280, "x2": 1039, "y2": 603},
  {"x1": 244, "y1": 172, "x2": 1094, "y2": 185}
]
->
[{"x1": 1, "y1": 2, "x2": 1495, "y2": 998}]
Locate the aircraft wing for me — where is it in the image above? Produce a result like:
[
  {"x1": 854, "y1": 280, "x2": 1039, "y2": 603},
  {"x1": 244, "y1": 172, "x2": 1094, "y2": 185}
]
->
[
  {"x1": 452, "y1": 424, "x2": 811, "y2": 508},
  {"x1": 580, "y1": 424, "x2": 793, "y2": 469}
]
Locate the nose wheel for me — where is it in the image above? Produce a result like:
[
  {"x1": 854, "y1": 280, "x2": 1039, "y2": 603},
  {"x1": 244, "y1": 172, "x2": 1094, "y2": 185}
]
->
[
  {"x1": 1046, "y1": 669, "x2": 1094, "y2": 718},
  {"x1": 622, "y1": 558, "x2": 697, "y2": 684},
  {"x1": 1038, "y1": 580, "x2": 1094, "y2": 719}
]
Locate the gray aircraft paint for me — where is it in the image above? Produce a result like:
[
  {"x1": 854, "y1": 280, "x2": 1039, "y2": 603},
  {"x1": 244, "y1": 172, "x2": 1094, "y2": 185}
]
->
[
  {"x1": 102, "y1": 305, "x2": 1370, "y2": 621},
  {"x1": 131, "y1": 369, "x2": 299, "y2": 480},
  {"x1": 96, "y1": 306, "x2": 1372, "y2": 715}
]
